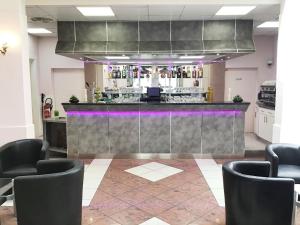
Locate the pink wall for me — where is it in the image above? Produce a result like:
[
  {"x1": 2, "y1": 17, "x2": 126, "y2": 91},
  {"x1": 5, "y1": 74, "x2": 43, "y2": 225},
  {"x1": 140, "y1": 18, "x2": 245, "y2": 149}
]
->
[
  {"x1": 226, "y1": 35, "x2": 277, "y2": 88},
  {"x1": 38, "y1": 37, "x2": 84, "y2": 96}
]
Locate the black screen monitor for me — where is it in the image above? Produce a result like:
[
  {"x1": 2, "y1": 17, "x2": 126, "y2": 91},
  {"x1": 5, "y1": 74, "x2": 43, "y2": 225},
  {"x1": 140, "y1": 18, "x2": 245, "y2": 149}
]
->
[{"x1": 147, "y1": 87, "x2": 161, "y2": 98}]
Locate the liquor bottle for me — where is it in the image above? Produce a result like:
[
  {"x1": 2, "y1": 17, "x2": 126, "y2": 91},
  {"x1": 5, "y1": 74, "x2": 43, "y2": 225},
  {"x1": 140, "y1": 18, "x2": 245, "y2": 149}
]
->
[
  {"x1": 133, "y1": 67, "x2": 138, "y2": 78},
  {"x1": 129, "y1": 65, "x2": 133, "y2": 78},
  {"x1": 167, "y1": 69, "x2": 171, "y2": 78},
  {"x1": 112, "y1": 66, "x2": 116, "y2": 79},
  {"x1": 177, "y1": 67, "x2": 182, "y2": 78},
  {"x1": 116, "y1": 67, "x2": 121, "y2": 78},
  {"x1": 182, "y1": 66, "x2": 187, "y2": 78},
  {"x1": 108, "y1": 66, "x2": 113, "y2": 79},
  {"x1": 122, "y1": 66, "x2": 127, "y2": 79},
  {"x1": 187, "y1": 66, "x2": 191, "y2": 78},
  {"x1": 197, "y1": 66, "x2": 203, "y2": 78},
  {"x1": 127, "y1": 66, "x2": 129, "y2": 78},
  {"x1": 172, "y1": 66, "x2": 176, "y2": 78},
  {"x1": 161, "y1": 69, "x2": 165, "y2": 78},
  {"x1": 192, "y1": 66, "x2": 196, "y2": 78},
  {"x1": 196, "y1": 66, "x2": 200, "y2": 78}
]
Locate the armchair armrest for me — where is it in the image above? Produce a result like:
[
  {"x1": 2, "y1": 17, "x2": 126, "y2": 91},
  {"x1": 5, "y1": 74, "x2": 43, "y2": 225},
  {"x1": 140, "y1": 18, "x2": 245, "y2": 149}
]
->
[
  {"x1": 37, "y1": 159, "x2": 76, "y2": 175},
  {"x1": 266, "y1": 145, "x2": 279, "y2": 177},
  {"x1": 0, "y1": 142, "x2": 16, "y2": 174}
]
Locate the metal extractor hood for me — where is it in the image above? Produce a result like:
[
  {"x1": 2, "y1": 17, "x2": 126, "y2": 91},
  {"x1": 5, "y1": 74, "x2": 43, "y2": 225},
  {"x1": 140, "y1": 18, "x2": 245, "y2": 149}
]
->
[{"x1": 55, "y1": 20, "x2": 255, "y2": 63}]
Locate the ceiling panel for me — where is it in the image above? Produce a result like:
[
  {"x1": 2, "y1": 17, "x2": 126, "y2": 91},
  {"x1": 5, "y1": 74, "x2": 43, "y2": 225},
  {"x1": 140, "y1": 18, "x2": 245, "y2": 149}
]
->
[
  {"x1": 117, "y1": 15, "x2": 149, "y2": 21},
  {"x1": 26, "y1": 6, "x2": 55, "y2": 19},
  {"x1": 181, "y1": 5, "x2": 220, "y2": 16},
  {"x1": 37, "y1": 6, "x2": 86, "y2": 21},
  {"x1": 249, "y1": 4, "x2": 280, "y2": 15},
  {"x1": 149, "y1": 15, "x2": 180, "y2": 21},
  {"x1": 180, "y1": 15, "x2": 213, "y2": 20},
  {"x1": 111, "y1": 6, "x2": 148, "y2": 16},
  {"x1": 148, "y1": 5, "x2": 184, "y2": 16}
]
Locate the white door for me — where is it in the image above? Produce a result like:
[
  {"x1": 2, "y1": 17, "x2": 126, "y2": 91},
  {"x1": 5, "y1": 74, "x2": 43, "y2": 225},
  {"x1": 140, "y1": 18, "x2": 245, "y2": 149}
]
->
[
  {"x1": 52, "y1": 68, "x2": 85, "y2": 117},
  {"x1": 225, "y1": 68, "x2": 258, "y2": 132}
]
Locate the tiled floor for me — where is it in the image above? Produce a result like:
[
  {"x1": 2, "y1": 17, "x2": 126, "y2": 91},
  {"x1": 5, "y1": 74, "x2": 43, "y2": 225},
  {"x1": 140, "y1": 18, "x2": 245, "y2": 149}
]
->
[
  {"x1": 1, "y1": 157, "x2": 300, "y2": 225},
  {"x1": 245, "y1": 132, "x2": 269, "y2": 151}
]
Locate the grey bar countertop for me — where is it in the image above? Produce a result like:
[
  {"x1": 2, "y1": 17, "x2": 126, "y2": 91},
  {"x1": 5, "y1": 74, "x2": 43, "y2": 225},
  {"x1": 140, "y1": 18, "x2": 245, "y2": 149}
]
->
[
  {"x1": 63, "y1": 102, "x2": 250, "y2": 112},
  {"x1": 62, "y1": 102, "x2": 250, "y2": 106}
]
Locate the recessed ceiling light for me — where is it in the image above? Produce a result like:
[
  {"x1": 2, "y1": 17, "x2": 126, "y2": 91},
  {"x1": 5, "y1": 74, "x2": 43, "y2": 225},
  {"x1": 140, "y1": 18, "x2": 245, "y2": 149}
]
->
[
  {"x1": 257, "y1": 21, "x2": 279, "y2": 28},
  {"x1": 28, "y1": 28, "x2": 52, "y2": 34},
  {"x1": 117, "y1": 61, "x2": 136, "y2": 64},
  {"x1": 77, "y1": 7, "x2": 115, "y2": 17},
  {"x1": 179, "y1": 55, "x2": 204, "y2": 59},
  {"x1": 105, "y1": 56, "x2": 130, "y2": 60},
  {"x1": 216, "y1": 6, "x2": 256, "y2": 16}
]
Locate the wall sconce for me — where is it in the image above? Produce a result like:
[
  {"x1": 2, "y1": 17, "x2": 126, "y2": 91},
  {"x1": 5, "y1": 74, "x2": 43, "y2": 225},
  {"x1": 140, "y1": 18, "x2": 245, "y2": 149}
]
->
[{"x1": 0, "y1": 42, "x2": 8, "y2": 55}]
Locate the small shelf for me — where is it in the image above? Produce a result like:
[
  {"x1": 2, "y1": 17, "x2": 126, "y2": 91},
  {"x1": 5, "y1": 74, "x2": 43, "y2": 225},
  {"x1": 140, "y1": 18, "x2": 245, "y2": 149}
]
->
[{"x1": 49, "y1": 147, "x2": 67, "y2": 154}]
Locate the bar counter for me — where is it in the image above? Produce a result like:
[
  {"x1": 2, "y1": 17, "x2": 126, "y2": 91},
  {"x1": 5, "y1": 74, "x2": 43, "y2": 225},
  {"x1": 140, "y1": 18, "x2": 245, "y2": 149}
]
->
[{"x1": 62, "y1": 102, "x2": 250, "y2": 157}]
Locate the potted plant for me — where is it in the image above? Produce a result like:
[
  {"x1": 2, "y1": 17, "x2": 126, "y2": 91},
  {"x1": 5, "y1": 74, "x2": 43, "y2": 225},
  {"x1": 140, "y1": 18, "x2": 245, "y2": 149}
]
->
[
  {"x1": 94, "y1": 88, "x2": 102, "y2": 103},
  {"x1": 54, "y1": 110, "x2": 59, "y2": 119},
  {"x1": 69, "y1": 95, "x2": 79, "y2": 104},
  {"x1": 233, "y1": 95, "x2": 243, "y2": 103}
]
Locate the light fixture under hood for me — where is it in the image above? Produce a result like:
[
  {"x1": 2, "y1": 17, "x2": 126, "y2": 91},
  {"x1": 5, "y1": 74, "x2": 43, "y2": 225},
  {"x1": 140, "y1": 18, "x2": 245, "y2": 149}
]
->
[
  {"x1": 179, "y1": 55, "x2": 205, "y2": 59},
  {"x1": 173, "y1": 61, "x2": 193, "y2": 64},
  {"x1": 105, "y1": 56, "x2": 130, "y2": 60}
]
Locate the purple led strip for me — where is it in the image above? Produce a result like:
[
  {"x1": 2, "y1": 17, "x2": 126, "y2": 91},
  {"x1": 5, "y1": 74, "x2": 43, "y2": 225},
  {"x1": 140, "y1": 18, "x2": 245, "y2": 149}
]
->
[{"x1": 67, "y1": 110, "x2": 241, "y2": 117}]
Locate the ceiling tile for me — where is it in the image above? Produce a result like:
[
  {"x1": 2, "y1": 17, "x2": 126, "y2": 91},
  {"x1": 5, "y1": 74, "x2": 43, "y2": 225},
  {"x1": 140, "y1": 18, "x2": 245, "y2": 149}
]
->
[
  {"x1": 149, "y1": 15, "x2": 180, "y2": 21},
  {"x1": 181, "y1": 5, "x2": 219, "y2": 16},
  {"x1": 250, "y1": 4, "x2": 280, "y2": 15},
  {"x1": 117, "y1": 14, "x2": 149, "y2": 21},
  {"x1": 149, "y1": 5, "x2": 184, "y2": 16},
  {"x1": 37, "y1": 6, "x2": 86, "y2": 21},
  {"x1": 111, "y1": 6, "x2": 148, "y2": 16},
  {"x1": 26, "y1": 6, "x2": 54, "y2": 19},
  {"x1": 180, "y1": 15, "x2": 212, "y2": 20}
]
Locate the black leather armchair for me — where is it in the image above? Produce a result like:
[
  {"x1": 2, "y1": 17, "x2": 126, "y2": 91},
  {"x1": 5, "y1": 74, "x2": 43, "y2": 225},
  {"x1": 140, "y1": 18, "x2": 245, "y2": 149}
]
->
[
  {"x1": 14, "y1": 159, "x2": 84, "y2": 225},
  {"x1": 223, "y1": 161, "x2": 295, "y2": 225},
  {"x1": 266, "y1": 143, "x2": 300, "y2": 183},
  {"x1": 0, "y1": 139, "x2": 49, "y2": 178}
]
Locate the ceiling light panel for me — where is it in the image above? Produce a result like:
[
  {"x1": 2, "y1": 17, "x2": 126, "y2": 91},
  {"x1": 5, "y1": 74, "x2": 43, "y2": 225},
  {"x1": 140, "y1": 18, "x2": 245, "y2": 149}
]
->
[
  {"x1": 257, "y1": 21, "x2": 279, "y2": 28},
  {"x1": 77, "y1": 7, "x2": 115, "y2": 17},
  {"x1": 216, "y1": 6, "x2": 256, "y2": 16}
]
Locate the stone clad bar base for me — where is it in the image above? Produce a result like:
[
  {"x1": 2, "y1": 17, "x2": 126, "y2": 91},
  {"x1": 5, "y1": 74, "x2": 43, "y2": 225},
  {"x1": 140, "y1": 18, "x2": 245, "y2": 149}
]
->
[{"x1": 62, "y1": 103, "x2": 249, "y2": 157}]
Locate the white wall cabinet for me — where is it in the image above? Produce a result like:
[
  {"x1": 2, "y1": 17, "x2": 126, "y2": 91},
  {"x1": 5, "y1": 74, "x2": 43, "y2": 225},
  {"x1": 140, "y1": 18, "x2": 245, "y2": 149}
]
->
[{"x1": 254, "y1": 106, "x2": 274, "y2": 142}]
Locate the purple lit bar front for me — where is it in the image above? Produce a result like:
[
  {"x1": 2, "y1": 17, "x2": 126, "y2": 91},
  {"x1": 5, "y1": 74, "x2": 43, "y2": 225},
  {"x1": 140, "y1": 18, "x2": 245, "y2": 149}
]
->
[{"x1": 67, "y1": 110, "x2": 241, "y2": 117}]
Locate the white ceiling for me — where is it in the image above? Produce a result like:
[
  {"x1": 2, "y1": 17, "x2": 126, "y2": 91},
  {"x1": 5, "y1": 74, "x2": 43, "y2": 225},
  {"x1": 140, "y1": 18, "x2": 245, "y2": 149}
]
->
[
  {"x1": 25, "y1": 0, "x2": 281, "y2": 5},
  {"x1": 26, "y1": 4, "x2": 280, "y2": 37}
]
